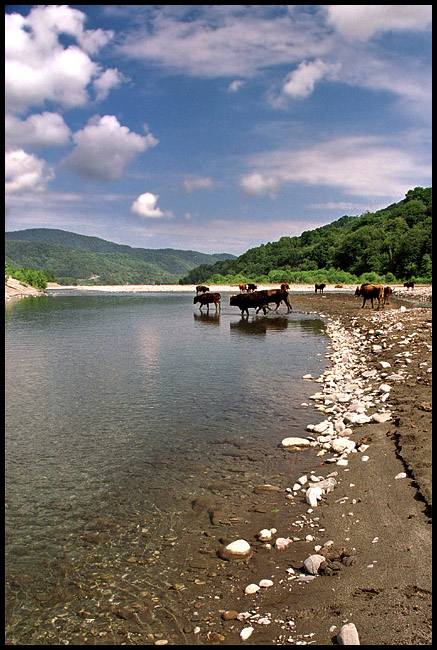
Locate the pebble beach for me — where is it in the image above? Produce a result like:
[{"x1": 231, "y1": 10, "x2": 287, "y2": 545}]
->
[{"x1": 5, "y1": 283, "x2": 432, "y2": 645}]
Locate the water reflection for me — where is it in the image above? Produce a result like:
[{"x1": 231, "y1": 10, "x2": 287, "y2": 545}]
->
[
  {"x1": 230, "y1": 315, "x2": 289, "y2": 336},
  {"x1": 193, "y1": 311, "x2": 220, "y2": 325}
]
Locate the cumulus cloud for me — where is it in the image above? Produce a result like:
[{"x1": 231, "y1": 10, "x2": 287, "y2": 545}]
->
[
  {"x1": 325, "y1": 5, "x2": 432, "y2": 41},
  {"x1": 61, "y1": 115, "x2": 158, "y2": 181},
  {"x1": 5, "y1": 5, "x2": 120, "y2": 112},
  {"x1": 183, "y1": 177, "x2": 214, "y2": 194},
  {"x1": 5, "y1": 149, "x2": 54, "y2": 195},
  {"x1": 131, "y1": 192, "x2": 172, "y2": 218},
  {"x1": 282, "y1": 59, "x2": 341, "y2": 99},
  {"x1": 5, "y1": 112, "x2": 71, "y2": 149},
  {"x1": 240, "y1": 136, "x2": 431, "y2": 199},
  {"x1": 93, "y1": 68, "x2": 125, "y2": 101}
]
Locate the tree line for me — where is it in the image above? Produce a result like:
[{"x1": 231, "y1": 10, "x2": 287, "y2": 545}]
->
[
  {"x1": 5, "y1": 261, "x2": 52, "y2": 291},
  {"x1": 180, "y1": 187, "x2": 432, "y2": 286}
]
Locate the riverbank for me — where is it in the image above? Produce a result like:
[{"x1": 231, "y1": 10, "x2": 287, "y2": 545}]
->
[
  {"x1": 5, "y1": 277, "x2": 47, "y2": 300},
  {"x1": 166, "y1": 290, "x2": 431, "y2": 646}
]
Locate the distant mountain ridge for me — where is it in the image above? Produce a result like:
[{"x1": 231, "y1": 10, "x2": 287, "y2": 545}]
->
[{"x1": 5, "y1": 228, "x2": 236, "y2": 285}]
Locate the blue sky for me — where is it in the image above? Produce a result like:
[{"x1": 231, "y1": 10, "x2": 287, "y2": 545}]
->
[{"x1": 5, "y1": 5, "x2": 432, "y2": 255}]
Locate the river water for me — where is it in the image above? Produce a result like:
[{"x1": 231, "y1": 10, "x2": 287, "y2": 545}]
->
[{"x1": 5, "y1": 291, "x2": 329, "y2": 644}]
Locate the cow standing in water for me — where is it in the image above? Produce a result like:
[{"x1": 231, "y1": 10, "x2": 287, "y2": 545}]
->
[
  {"x1": 193, "y1": 292, "x2": 221, "y2": 311},
  {"x1": 195, "y1": 285, "x2": 209, "y2": 295}
]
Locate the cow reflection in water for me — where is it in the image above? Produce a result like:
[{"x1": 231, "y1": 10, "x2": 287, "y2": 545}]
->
[
  {"x1": 230, "y1": 316, "x2": 288, "y2": 336},
  {"x1": 193, "y1": 311, "x2": 220, "y2": 325}
]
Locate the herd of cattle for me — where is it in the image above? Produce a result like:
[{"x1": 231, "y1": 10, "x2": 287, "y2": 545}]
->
[{"x1": 193, "y1": 281, "x2": 414, "y2": 315}]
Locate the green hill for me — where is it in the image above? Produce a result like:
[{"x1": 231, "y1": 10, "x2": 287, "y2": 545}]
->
[
  {"x1": 180, "y1": 187, "x2": 432, "y2": 285},
  {"x1": 4, "y1": 229, "x2": 236, "y2": 285}
]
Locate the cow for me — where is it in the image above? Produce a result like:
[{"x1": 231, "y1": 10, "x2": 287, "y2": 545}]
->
[
  {"x1": 315, "y1": 283, "x2": 326, "y2": 294},
  {"x1": 230, "y1": 292, "x2": 269, "y2": 316},
  {"x1": 404, "y1": 281, "x2": 415, "y2": 290},
  {"x1": 355, "y1": 283, "x2": 384, "y2": 309},
  {"x1": 195, "y1": 285, "x2": 209, "y2": 295},
  {"x1": 280, "y1": 283, "x2": 290, "y2": 291},
  {"x1": 239, "y1": 283, "x2": 248, "y2": 292},
  {"x1": 383, "y1": 286, "x2": 393, "y2": 305},
  {"x1": 259, "y1": 288, "x2": 292, "y2": 313},
  {"x1": 247, "y1": 283, "x2": 257, "y2": 292},
  {"x1": 193, "y1": 292, "x2": 221, "y2": 311}
]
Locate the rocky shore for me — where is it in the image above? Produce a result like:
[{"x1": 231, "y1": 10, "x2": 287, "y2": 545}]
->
[{"x1": 163, "y1": 289, "x2": 431, "y2": 647}]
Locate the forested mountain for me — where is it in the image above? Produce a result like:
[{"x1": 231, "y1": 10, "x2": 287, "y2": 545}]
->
[
  {"x1": 5, "y1": 229, "x2": 235, "y2": 285},
  {"x1": 180, "y1": 187, "x2": 432, "y2": 285}
]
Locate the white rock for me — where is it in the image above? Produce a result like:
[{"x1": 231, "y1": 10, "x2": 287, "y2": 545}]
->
[
  {"x1": 379, "y1": 383, "x2": 391, "y2": 393},
  {"x1": 259, "y1": 579, "x2": 274, "y2": 588},
  {"x1": 240, "y1": 627, "x2": 254, "y2": 641},
  {"x1": 258, "y1": 529, "x2": 273, "y2": 541},
  {"x1": 361, "y1": 455, "x2": 369, "y2": 462},
  {"x1": 313, "y1": 420, "x2": 331, "y2": 433},
  {"x1": 275, "y1": 537, "x2": 293, "y2": 550},
  {"x1": 372, "y1": 412, "x2": 392, "y2": 423},
  {"x1": 331, "y1": 438, "x2": 356, "y2": 454},
  {"x1": 306, "y1": 486, "x2": 323, "y2": 507},
  {"x1": 337, "y1": 622, "x2": 360, "y2": 645},
  {"x1": 303, "y1": 554, "x2": 326, "y2": 575},
  {"x1": 297, "y1": 475, "x2": 308, "y2": 486},
  {"x1": 244, "y1": 584, "x2": 260, "y2": 595},
  {"x1": 316, "y1": 477, "x2": 337, "y2": 492},
  {"x1": 395, "y1": 472, "x2": 407, "y2": 479},
  {"x1": 220, "y1": 539, "x2": 252, "y2": 561},
  {"x1": 336, "y1": 458, "x2": 349, "y2": 466},
  {"x1": 379, "y1": 361, "x2": 391, "y2": 368},
  {"x1": 282, "y1": 437, "x2": 311, "y2": 449}
]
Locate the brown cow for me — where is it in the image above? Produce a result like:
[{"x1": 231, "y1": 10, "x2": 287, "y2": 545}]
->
[
  {"x1": 260, "y1": 289, "x2": 292, "y2": 312},
  {"x1": 383, "y1": 286, "x2": 393, "y2": 304},
  {"x1": 355, "y1": 283, "x2": 384, "y2": 309},
  {"x1": 239, "y1": 283, "x2": 248, "y2": 292},
  {"x1": 193, "y1": 292, "x2": 221, "y2": 311},
  {"x1": 404, "y1": 281, "x2": 415, "y2": 290},
  {"x1": 230, "y1": 292, "x2": 269, "y2": 316},
  {"x1": 315, "y1": 283, "x2": 326, "y2": 294},
  {"x1": 280, "y1": 283, "x2": 290, "y2": 291},
  {"x1": 195, "y1": 285, "x2": 209, "y2": 295}
]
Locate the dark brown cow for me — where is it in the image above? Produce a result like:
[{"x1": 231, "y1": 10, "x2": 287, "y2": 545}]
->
[
  {"x1": 260, "y1": 288, "x2": 292, "y2": 312},
  {"x1": 193, "y1": 292, "x2": 221, "y2": 311},
  {"x1": 404, "y1": 281, "x2": 415, "y2": 290},
  {"x1": 315, "y1": 283, "x2": 326, "y2": 294},
  {"x1": 355, "y1": 283, "x2": 384, "y2": 309},
  {"x1": 383, "y1": 286, "x2": 393, "y2": 304},
  {"x1": 247, "y1": 283, "x2": 257, "y2": 292},
  {"x1": 280, "y1": 283, "x2": 290, "y2": 291},
  {"x1": 195, "y1": 285, "x2": 209, "y2": 295},
  {"x1": 230, "y1": 292, "x2": 269, "y2": 316}
]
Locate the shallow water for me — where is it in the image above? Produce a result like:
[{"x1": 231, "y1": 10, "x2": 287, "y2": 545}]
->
[{"x1": 5, "y1": 292, "x2": 328, "y2": 644}]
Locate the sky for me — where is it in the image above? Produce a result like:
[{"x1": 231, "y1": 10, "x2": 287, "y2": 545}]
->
[{"x1": 5, "y1": 5, "x2": 432, "y2": 255}]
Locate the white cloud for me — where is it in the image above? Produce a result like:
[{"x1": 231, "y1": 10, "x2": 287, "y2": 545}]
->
[
  {"x1": 239, "y1": 173, "x2": 279, "y2": 198},
  {"x1": 5, "y1": 5, "x2": 118, "y2": 112},
  {"x1": 93, "y1": 68, "x2": 125, "y2": 101},
  {"x1": 325, "y1": 5, "x2": 432, "y2": 41},
  {"x1": 131, "y1": 192, "x2": 172, "y2": 218},
  {"x1": 183, "y1": 177, "x2": 214, "y2": 194},
  {"x1": 5, "y1": 112, "x2": 71, "y2": 149},
  {"x1": 61, "y1": 115, "x2": 158, "y2": 181},
  {"x1": 5, "y1": 149, "x2": 54, "y2": 195},
  {"x1": 118, "y1": 7, "x2": 329, "y2": 78},
  {"x1": 240, "y1": 136, "x2": 431, "y2": 199},
  {"x1": 228, "y1": 80, "x2": 245, "y2": 93},
  {"x1": 282, "y1": 59, "x2": 341, "y2": 99}
]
